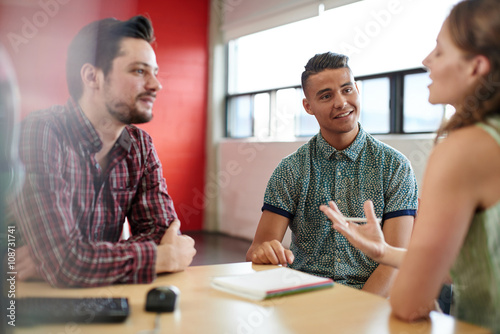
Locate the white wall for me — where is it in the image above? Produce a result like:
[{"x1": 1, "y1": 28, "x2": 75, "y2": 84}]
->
[
  {"x1": 218, "y1": 140, "x2": 303, "y2": 244},
  {"x1": 218, "y1": 134, "x2": 435, "y2": 242}
]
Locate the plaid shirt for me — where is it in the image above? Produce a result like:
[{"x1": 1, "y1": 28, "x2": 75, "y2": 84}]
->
[{"x1": 11, "y1": 98, "x2": 176, "y2": 287}]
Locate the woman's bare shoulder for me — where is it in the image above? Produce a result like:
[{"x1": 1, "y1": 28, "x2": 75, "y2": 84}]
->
[
  {"x1": 429, "y1": 125, "x2": 500, "y2": 206},
  {"x1": 434, "y1": 125, "x2": 498, "y2": 160}
]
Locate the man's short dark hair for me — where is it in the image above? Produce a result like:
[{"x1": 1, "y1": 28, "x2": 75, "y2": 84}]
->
[
  {"x1": 301, "y1": 52, "x2": 351, "y2": 91},
  {"x1": 66, "y1": 15, "x2": 155, "y2": 100}
]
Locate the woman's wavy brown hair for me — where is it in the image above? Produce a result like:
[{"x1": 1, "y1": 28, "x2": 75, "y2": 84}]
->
[{"x1": 437, "y1": 0, "x2": 500, "y2": 138}]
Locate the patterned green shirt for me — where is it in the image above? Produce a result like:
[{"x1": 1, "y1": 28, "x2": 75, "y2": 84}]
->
[{"x1": 263, "y1": 125, "x2": 418, "y2": 288}]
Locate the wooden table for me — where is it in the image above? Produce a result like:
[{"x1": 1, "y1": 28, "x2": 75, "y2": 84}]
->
[{"x1": 14, "y1": 262, "x2": 491, "y2": 334}]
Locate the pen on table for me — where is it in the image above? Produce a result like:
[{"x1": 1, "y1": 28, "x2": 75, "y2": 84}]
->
[{"x1": 344, "y1": 217, "x2": 382, "y2": 224}]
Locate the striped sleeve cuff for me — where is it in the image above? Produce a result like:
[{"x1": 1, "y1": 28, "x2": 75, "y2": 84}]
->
[
  {"x1": 262, "y1": 203, "x2": 294, "y2": 219},
  {"x1": 382, "y1": 209, "x2": 417, "y2": 221}
]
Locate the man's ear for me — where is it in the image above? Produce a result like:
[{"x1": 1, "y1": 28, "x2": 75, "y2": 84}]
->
[
  {"x1": 303, "y1": 98, "x2": 314, "y2": 115},
  {"x1": 80, "y1": 63, "x2": 101, "y2": 90}
]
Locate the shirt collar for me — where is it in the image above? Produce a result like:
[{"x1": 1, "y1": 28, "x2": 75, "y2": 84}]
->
[
  {"x1": 317, "y1": 123, "x2": 367, "y2": 161},
  {"x1": 66, "y1": 97, "x2": 131, "y2": 153}
]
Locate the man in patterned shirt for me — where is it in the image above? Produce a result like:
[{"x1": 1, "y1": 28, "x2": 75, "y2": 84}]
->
[
  {"x1": 246, "y1": 52, "x2": 418, "y2": 297},
  {"x1": 9, "y1": 16, "x2": 196, "y2": 287}
]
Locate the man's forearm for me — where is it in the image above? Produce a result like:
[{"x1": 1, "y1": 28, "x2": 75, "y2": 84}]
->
[{"x1": 33, "y1": 240, "x2": 158, "y2": 287}]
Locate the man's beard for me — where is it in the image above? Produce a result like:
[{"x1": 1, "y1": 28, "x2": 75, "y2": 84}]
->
[{"x1": 106, "y1": 95, "x2": 153, "y2": 125}]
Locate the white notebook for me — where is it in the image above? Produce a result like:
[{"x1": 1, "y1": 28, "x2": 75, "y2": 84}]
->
[{"x1": 211, "y1": 267, "x2": 334, "y2": 301}]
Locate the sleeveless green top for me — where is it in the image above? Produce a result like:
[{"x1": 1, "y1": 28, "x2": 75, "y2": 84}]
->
[{"x1": 450, "y1": 116, "x2": 500, "y2": 333}]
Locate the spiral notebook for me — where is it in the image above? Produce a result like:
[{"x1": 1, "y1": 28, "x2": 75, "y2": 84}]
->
[{"x1": 211, "y1": 267, "x2": 334, "y2": 301}]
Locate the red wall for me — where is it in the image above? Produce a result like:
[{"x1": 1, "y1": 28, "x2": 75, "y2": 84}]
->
[{"x1": 0, "y1": 0, "x2": 209, "y2": 231}]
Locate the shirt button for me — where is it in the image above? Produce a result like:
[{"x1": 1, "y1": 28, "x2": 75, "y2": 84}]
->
[{"x1": 337, "y1": 171, "x2": 341, "y2": 176}]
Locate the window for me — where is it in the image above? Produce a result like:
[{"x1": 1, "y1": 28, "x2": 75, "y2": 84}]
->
[
  {"x1": 403, "y1": 72, "x2": 445, "y2": 133},
  {"x1": 358, "y1": 77, "x2": 390, "y2": 134},
  {"x1": 254, "y1": 93, "x2": 271, "y2": 138},
  {"x1": 227, "y1": 95, "x2": 252, "y2": 138},
  {"x1": 226, "y1": 68, "x2": 448, "y2": 138},
  {"x1": 276, "y1": 88, "x2": 302, "y2": 139},
  {"x1": 225, "y1": 0, "x2": 460, "y2": 139}
]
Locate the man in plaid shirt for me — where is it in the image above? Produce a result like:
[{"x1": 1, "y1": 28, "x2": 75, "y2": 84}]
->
[{"x1": 9, "y1": 16, "x2": 196, "y2": 287}]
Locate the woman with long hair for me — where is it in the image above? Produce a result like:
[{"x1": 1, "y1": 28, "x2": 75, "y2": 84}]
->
[{"x1": 320, "y1": 0, "x2": 500, "y2": 332}]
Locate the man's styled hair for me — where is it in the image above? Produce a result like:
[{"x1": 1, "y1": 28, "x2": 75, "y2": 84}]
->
[
  {"x1": 66, "y1": 15, "x2": 155, "y2": 100},
  {"x1": 301, "y1": 52, "x2": 351, "y2": 91}
]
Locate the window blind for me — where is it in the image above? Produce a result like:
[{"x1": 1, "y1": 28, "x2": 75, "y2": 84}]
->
[
  {"x1": 219, "y1": 0, "x2": 364, "y2": 41},
  {"x1": 220, "y1": 0, "x2": 320, "y2": 41},
  {"x1": 323, "y1": 0, "x2": 363, "y2": 11}
]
